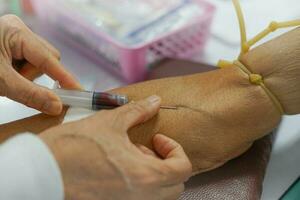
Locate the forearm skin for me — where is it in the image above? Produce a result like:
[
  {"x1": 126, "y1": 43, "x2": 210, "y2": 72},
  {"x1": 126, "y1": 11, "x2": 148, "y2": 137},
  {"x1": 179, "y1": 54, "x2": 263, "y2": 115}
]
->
[
  {"x1": 111, "y1": 27, "x2": 300, "y2": 173},
  {"x1": 111, "y1": 67, "x2": 281, "y2": 173}
]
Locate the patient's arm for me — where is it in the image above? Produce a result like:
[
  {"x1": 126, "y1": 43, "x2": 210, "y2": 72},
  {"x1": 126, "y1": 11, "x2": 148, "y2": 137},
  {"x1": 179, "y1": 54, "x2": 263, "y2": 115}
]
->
[
  {"x1": 112, "y1": 68, "x2": 280, "y2": 173},
  {"x1": 1, "y1": 28, "x2": 297, "y2": 175},
  {"x1": 111, "y1": 27, "x2": 300, "y2": 173}
]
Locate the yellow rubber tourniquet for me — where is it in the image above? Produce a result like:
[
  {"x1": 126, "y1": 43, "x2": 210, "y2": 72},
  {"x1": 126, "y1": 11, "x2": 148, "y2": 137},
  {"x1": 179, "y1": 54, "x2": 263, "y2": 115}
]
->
[
  {"x1": 216, "y1": 0, "x2": 300, "y2": 115},
  {"x1": 233, "y1": 60, "x2": 284, "y2": 115}
]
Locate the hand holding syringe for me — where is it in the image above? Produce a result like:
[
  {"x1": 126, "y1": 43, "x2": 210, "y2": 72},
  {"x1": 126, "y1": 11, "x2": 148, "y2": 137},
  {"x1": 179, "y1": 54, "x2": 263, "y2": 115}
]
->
[{"x1": 53, "y1": 82, "x2": 177, "y2": 110}]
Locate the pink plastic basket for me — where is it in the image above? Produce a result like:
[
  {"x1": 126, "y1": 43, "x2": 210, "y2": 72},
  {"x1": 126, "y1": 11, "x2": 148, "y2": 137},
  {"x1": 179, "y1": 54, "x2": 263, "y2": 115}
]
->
[{"x1": 32, "y1": 0, "x2": 215, "y2": 82}]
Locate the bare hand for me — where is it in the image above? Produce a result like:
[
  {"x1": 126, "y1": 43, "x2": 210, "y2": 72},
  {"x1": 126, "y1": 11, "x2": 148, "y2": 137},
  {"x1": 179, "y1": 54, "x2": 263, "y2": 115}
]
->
[
  {"x1": 41, "y1": 95, "x2": 192, "y2": 200},
  {"x1": 0, "y1": 15, "x2": 81, "y2": 115}
]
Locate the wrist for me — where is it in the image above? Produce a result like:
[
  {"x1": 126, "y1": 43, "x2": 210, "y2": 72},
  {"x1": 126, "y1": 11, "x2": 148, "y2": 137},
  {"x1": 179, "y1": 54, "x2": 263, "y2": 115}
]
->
[
  {"x1": 240, "y1": 29, "x2": 300, "y2": 115},
  {"x1": 223, "y1": 66, "x2": 281, "y2": 132}
]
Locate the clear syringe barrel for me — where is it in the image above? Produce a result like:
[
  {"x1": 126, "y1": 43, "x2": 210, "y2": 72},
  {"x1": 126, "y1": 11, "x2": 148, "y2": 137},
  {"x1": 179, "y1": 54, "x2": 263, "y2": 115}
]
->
[
  {"x1": 53, "y1": 88, "x2": 129, "y2": 110},
  {"x1": 53, "y1": 88, "x2": 94, "y2": 110}
]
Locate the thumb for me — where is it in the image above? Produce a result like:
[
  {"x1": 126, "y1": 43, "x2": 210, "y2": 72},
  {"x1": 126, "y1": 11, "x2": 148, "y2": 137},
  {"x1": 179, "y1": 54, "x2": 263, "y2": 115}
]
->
[
  {"x1": 113, "y1": 95, "x2": 161, "y2": 131},
  {"x1": 5, "y1": 71, "x2": 62, "y2": 115},
  {"x1": 153, "y1": 134, "x2": 192, "y2": 184}
]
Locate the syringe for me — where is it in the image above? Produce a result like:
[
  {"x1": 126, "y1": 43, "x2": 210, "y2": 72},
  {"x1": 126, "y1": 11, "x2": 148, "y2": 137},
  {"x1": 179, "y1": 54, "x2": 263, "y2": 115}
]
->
[
  {"x1": 53, "y1": 87, "x2": 129, "y2": 110},
  {"x1": 52, "y1": 82, "x2": 177, "y2": 110}
]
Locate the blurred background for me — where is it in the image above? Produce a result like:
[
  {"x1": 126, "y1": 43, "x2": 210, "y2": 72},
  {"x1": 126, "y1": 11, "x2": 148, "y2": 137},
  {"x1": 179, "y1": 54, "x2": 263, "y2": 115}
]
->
[
  {"x1": 1, "y1": 0, "x2": 299, "y2": 74},
  {"x1": 1, "y1": 1, "x2": 300, "y2": 199}
]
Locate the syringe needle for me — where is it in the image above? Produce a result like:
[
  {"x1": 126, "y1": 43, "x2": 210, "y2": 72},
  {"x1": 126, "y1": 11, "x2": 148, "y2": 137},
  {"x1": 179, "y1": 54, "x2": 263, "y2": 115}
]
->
[{"x1": 160, "y1": 106, "x2": 178, "y2": 110}]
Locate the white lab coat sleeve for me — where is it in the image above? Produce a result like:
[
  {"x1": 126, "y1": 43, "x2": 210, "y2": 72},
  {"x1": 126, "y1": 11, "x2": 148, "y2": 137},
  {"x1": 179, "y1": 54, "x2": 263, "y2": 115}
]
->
[{"x1": 0, "y1": 133, "x2": 64, "y2": 200}]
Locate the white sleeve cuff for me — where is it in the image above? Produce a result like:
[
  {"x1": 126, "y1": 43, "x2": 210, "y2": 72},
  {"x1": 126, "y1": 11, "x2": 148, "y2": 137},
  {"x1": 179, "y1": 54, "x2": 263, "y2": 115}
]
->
[{"x1": 0, "y1": 133, "x2": 64, "y2": 200}]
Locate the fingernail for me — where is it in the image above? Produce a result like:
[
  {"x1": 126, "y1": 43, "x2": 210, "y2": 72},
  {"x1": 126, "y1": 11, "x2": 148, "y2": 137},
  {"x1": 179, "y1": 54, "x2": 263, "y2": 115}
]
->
[
  {"x1": 147, "y1": 95, "x2": 161, "y2": 105},
  {"x1": 43, "y1": 100, "x2": 62, "y2": 115}
]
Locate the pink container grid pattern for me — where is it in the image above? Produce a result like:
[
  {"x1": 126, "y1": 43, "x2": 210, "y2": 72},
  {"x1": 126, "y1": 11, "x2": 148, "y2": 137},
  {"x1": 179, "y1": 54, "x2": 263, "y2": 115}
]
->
[{"x1": 32, "y1": 0, "x2": 215, "y2": 82}]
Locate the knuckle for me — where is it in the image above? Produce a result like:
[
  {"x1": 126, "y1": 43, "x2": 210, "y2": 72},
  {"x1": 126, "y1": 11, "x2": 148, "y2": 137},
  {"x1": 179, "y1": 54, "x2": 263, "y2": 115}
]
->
[
  {"x1": 2, "y1": 25, "x2": 25, "y2": 59},
  {"x1": 0, "y1": 14, "x2": 25, "y2": 36},
  {"x1": 8, "y1": 28, "x2": 23, "y2": 50}
]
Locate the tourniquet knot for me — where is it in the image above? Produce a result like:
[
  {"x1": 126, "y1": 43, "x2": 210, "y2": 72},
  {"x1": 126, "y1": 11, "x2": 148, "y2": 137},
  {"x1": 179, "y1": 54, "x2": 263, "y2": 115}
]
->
[{"x1": 249, "y1": 74, "x2": 263, "y2": 85}]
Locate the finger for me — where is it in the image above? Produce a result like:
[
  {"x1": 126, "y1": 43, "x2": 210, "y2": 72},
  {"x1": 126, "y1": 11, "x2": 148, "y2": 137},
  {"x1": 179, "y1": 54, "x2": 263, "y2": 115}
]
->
[
  {"x1": 13, "y1": 35, "x2": 61, "y2": 81},
  {"x1": 14, "y1": 17, "x2": 61, "y2": 60},
  {"x1": 160, "y1": 184, "x2": 185, "y2": 200},
  {"x1": 136, "y1": 144, "x2": 158, "y2": 158},
  {"x1": 5, "y1": 68, "x2": 62, "y2": 115},
  {"x1": 19, "y1": 62, "x2": 43, "y2": 81},
  {"x1": 153, "y1": 134, "x2": 192, "y2": 184},
  {"x1": 34, "y1": 33, "x2": 61, "y2": 60},
  {"x1": 114, "y1": 95, "x2": 161, "y2": 131},
  {"x1": 11, "y1": 31, "x2": 81, "y2": 89}
]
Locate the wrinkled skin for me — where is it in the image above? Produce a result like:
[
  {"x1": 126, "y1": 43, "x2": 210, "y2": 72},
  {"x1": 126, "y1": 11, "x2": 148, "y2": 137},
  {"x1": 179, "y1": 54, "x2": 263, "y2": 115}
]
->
[{"x1": 111, "y1": 27, "x2": 300, "y2": 173}]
